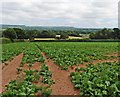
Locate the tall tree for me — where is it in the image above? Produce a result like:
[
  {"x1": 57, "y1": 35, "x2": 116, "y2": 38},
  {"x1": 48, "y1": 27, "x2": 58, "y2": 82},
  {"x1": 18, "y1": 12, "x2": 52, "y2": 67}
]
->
[
  {"x1": 60, "y1": 33, "x2": 69, "y2": 39},
  {"x1": 13, "y1": 28, "x2": 25, "y2": 39},
  {"x1": 3, "y1": 28, "x2": 17, "y2": 42},
  {"x1": 113, "y1": 28, "x2": 120, "y2": 39}
]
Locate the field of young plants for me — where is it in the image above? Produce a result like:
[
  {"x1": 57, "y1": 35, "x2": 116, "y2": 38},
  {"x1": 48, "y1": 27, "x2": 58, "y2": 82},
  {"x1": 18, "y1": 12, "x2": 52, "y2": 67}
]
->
[{"x1": 1, "y1": 42, "x2": 119, "y2": 96}]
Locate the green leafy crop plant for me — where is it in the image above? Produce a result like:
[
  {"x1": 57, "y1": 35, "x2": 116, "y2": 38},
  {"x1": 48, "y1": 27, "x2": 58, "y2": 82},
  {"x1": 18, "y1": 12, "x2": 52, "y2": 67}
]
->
[
  {"x1": 40, "y1": 64, "x2": 54, "y2": 86},
  {"x1": 1, "y1": 80, "x2": 37, "y2": 97},
  {"x1": 1, "y1": 65, "x2": 53, "y2": 97},
  {"x1": 70, "y1": 62, "x2": 120, "y2": 97},
  {"x1": 36, "y1": 42, "x2": 118, "y2": 69},
  {"x1": 19, "y1": 43, "x2": 44, "y2": 67},
  {"x1": 2, "y1": 42, "x2": 27, "y2": 62},
  {"x1": 1, "y1": 43, "x2": 53, "y2": 97}
]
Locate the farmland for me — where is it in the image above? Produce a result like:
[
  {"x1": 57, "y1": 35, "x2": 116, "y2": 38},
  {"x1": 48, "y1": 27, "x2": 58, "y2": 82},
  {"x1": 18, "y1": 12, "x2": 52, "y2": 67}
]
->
[
  {"x1": 36, "y1": 42, "x2": 118, "y2": 70},
  {"x1": 1, "y1": 42, "x2": 119, "y2": 96}
]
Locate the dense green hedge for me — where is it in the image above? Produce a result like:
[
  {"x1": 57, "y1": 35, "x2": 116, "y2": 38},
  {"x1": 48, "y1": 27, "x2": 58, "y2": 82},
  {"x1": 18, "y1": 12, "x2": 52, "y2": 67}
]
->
[{"x1": 1, "y1": 37, "x2": 119, "y2": 43}]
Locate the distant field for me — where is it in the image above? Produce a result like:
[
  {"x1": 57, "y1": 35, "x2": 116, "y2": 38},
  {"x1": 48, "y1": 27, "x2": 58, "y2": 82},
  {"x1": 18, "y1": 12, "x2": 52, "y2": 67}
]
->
[
  {"x1": 68, "y1": 36, "x2": 83, "y2": 39},
  {"x1": 34, "y1": 38, "x2": 55, "y2": 40},
  {"x1": 34, "y1": 36, "x2": 85, "y2": 40}
]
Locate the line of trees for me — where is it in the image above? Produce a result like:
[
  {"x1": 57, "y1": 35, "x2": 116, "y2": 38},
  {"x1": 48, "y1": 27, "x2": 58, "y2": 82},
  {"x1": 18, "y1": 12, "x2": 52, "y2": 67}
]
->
[
  {"x1": 90, "y1": 28, "x2": 120, "y2": 39},
  {"x1": 2, "y1": 28, "x2": 120, "y2": 42},
  {"x1": 2, "y1": 28, "x2": 70, "y2": 41}
]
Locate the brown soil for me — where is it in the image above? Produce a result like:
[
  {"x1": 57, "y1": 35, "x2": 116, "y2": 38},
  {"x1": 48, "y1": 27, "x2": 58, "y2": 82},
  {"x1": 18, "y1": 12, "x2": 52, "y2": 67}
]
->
[
  {"x1": 21, "y1": 62, "x2": 41, "y2": 71},
  {"x1": 92, "y1": 58, "x2": 119, "y2": 65},
  {"x1": 106, "y1": 53, "x2": 119, "y2": 57},
  {"x1": 68, "y1": 64, "x2": 87, "y2": 73},
  {"x1": 2, "y1": 53, "x2": 23, "y2": 92},
  {"x1": 1, "y1": 51, "x2": 119, "y2": 95},
  {"x1": 2, "y1": 53, "x2": 45, "y2": 92},
  {"x1": 2, "y1": 60, "x2": 11, "y2": 69},
  {"x1": 68, "y1": 57, "x2": 119, "y2": 73},
  {"x1": 16, "y1": 62, "x2": 41, "y2": 83},
  {"x1": 41, "y1": 52, "x2": 79, "y2": 95}
]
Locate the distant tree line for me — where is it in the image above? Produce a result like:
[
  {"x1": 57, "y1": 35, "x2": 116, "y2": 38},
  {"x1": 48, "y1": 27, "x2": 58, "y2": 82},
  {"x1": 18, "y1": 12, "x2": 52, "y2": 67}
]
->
[
  {"x1": 2, "y1": 28, "x2": 120, "y2": 42},
  {"x1": 2, "y1": 28, "x2": 81, "y2": 41},
  {"x1": 90, "y1": 28, "x2": 120, "y2": 39}
]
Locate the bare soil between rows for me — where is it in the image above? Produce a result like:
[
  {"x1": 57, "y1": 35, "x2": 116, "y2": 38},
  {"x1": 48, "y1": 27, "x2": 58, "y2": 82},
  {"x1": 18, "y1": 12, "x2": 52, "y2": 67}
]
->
[
  {"x1": 1, "y1": 52, "x2": 119, "y2": 95},
  {"x1": 2, "y1": 56, "x2": 42, "y2": 92},
  {"x1": 41, "y1": 52, "x2": 80, "y2": 95},
  {"x1": 2, "y1": 53, "x2": 23, "y2": 92},
  {"x1": 41, "y1": 52, "x2": 119, "y2": 95},
  {"x1": 68, "y1": 57, "x2": 119, "y2": 72}
]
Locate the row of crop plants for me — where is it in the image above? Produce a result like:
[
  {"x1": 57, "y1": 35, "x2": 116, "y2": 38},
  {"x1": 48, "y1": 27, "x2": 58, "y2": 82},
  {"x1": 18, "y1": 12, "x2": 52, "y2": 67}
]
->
[
  {"x1": 19, "y1": 43, "x2": 44, "y2": 67},
  {"x1": 2, "y1": 64, "x2": 54, "y2": 96},
  {"x1": 1, "y1": 43, "x2": 54, "y2": 97},
  {"x1": 70, "y1": 62, "x2": 120, "y2": 97},
  {"x1": 1, "y1": 42, "x2": 119, "y2": 96},
  {"x1": 36, "y1": 42, "x2": 119, "y2": 96},
  {"x1": 36, "y1": 42, "x2": 118, "y2": 70},
  {"x1": 2, "y1": 43, "x2": 27, "y2": 62}
]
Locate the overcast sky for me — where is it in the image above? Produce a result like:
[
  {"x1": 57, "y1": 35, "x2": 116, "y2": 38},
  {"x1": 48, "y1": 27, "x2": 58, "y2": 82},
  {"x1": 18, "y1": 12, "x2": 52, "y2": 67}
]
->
[{"x1": 1, "y1": 0, "x2": 119, "y2": 28}]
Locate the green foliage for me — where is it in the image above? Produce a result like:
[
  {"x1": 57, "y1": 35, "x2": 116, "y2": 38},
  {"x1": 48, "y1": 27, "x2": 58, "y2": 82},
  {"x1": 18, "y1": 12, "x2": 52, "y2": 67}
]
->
[
  {"x1": 90, "y1": 28, "x2": 120, "y2": 39},
  {"x1": 41, "y1": 88, "x2": 51, "y2": 97},
  {"x1": 70, "y1": 62, "x2": 120, "y2": 97},
  {"x1": 40, "y1": 64, "x2": 54, "y2": 85},
  {"x1": 20, "y1": 43, "x2": 44, "y2": 67},
  {"x1": 3, "y1": 28, "x2": 17, "y2": 41},
  {"x1": 60, "y1": 33, "x2": 69, "y2": 39},
  {"x1": 1, "y1": 42, "x2": 119, "y2": 97},
  {"x1": 1, "y1": 80, "x2": 37, "y2": 97},
  {"x1": 24, "y1": 70, "x2": 40, "y2": 82},
  {"x1": 38, "y1": 56, "x2": 45, "y2": 62},
  {"x1": 113, "y1": 28, "x2": 120, "y2": 39},
  {"x1": 16, "y1": 68, "x2": 22, "y2": 74},
  {"x1": 1, "y1": 42, "x2": 55, "y2": 97},
  {"x1": 0, "y1": 38, "x2": 11, "y2": 44},
  {"x1": 13, "y1": 28, "x2": 25, "y2": 39},
  {"x1": 3, "y1": 27, "x2": 119, "y2": 40},
  {"x1": 36, "y1": 42, "x2": 118, "y2": 69},
  {"x1": 2, "y1": 43, "x2": 26, "y2": 62},
  {"x1": 37, "y1": 30, "x2": 56, "y2": 38},
  {"x1": 1, "y1": 67, "x2": 52, "y2": 96}
]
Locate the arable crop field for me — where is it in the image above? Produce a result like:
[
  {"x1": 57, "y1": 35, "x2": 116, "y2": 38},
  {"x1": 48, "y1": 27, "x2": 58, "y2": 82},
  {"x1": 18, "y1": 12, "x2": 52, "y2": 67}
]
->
[{"x1": 1, "y1": 42, "x2": 120, "y2": 97}]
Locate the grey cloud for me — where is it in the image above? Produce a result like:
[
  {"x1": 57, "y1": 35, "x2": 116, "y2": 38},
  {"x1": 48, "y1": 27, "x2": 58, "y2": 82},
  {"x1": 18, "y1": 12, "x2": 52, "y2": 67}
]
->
[{"x1": 1, "y1": 0, "x2": 118, "y2": 28}]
